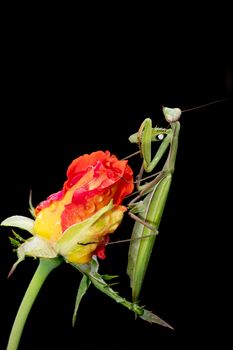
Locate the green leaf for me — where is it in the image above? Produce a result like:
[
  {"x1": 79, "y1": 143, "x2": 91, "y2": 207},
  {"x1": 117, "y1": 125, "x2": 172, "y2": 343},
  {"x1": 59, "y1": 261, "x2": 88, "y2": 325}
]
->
[
  {"x1": 72, "y1": 258, "x2": 173, "y2": 329},
  {"x1": 72, "y1": 275, "x2": 91, "y2": 327},
  {"x1": 101, "y1": 274, "x2": 119, "y2": 281},
  {"x1": 12, "y1": 230, "x2": 26, "y2": 242},
  {"x1": 9, "y1": 237, "x2": 21, "y2": 248},
  {"x1": 140, "y1": 310, "x2": 174, "y2": 329},
  {"x1": 9, "y1": 230, "x2": 26, "y2": 248},
  {"x1": 29, "y1": 190, "x2": 36, "y2": 218},
  {"x1": 1, "y1": 215, "x2": 35, "y2": 234}
]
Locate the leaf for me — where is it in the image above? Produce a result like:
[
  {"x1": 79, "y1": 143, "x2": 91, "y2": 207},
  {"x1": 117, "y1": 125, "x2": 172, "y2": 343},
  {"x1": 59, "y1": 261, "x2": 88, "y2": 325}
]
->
[
  {"x1": 29, "y1": 190, "x2": 36, "y2": 218},
  {"x1": 72, "y1": 258, "x2": 174, "y2": 329},
  {"x1": 9, "y1": 237, "x2": 21, "y2": 248},
  {"x1": 7, "y1": 257, "x2": 25, "y2": 277},
  {"x1": 9, "y1": 230, "x2": 26, "y2": 248},
  {"x1": 12, "y1": 230, "x2": 26, "y2": 242},
  {"x1": 1, "y1": 215, "x2": 35, "y2": 234},
  {"x1": 101, "y1": 274, "x2": 119, "y2": 281},
  {"x1": 140, "y1": 310, "x2": 174, "y2": 329},
  {"x1": 72, "y1": 275, "x2": 91, "y2": 327}
]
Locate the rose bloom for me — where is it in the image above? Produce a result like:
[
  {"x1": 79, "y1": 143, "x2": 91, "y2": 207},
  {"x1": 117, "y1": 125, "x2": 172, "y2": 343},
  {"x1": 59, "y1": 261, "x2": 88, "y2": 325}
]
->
[{"x1": 33, "y1": 151, "x2": 134, "y2": 264}]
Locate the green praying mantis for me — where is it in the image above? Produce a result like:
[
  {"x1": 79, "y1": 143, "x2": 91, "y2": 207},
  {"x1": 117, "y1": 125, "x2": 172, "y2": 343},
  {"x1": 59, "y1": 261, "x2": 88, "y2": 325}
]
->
[
  {"x1": 124, "y1": 99, "x2": 228, "y2": 303},
  {"x1": 126, "y1": 106, "x2": 181, "y2": 303}
]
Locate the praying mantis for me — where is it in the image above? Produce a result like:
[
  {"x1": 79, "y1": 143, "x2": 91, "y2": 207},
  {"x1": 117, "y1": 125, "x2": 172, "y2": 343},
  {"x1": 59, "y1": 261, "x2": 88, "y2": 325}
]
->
[
  {"x1": 125, "y1": 99, "x2": 228, "y2": 303},
  {"x1": 126, "y1": 107, "x2": 181, "y2": 303}
]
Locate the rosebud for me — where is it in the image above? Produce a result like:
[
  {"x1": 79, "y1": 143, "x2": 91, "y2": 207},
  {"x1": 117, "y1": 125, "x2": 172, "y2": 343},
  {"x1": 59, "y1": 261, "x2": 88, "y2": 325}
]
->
[{"x1": 2, "y1": 151, "x2": 134, "y2": 265}]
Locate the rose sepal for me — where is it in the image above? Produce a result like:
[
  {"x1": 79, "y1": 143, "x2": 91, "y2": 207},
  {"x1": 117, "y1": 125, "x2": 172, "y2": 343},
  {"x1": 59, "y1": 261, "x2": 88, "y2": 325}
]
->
[
  {"x1": 1, "y1": 215, "x2": 35, "y2": 234},
  {"x1": 55, "y1": 200, "x2": 114, "y2": 257}
]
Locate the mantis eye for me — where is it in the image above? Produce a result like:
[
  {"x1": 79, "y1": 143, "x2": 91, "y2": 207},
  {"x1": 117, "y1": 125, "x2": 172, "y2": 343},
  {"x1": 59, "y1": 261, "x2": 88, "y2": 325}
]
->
[{"x1": 156, "y1": 134, "x2": 165, "y2": 141}]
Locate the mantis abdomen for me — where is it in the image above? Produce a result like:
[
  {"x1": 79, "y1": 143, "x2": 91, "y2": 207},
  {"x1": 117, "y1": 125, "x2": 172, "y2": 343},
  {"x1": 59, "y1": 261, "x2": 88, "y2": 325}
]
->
[{"x1": 127, "y1": 173, "x2": 172, "y2": 302}]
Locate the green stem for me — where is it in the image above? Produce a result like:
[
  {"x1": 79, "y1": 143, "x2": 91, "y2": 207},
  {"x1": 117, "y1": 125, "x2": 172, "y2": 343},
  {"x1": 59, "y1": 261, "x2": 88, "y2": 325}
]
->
[
  {"x1": 7, "y1": 258, "x2": 62, "y2": 350},
  {"x1": 74, "y1": 263, "x2": 143, "y2": 315},
  {"x1": 73, "y1": 261, "x2": 173, "y2": 329}
]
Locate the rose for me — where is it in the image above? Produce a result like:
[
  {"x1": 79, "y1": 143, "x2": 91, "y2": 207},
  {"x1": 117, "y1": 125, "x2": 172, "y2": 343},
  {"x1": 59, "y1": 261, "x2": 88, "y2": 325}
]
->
[
  {"x1": 1, "y1": 151, "x2": 134, "y2": 265},
  {"x1": 29, "y1": 150, "x2": 133, "y2": 264}
]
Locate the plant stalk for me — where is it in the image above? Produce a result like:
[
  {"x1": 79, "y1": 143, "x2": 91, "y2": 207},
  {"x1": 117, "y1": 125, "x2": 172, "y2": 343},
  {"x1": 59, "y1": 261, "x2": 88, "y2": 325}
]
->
[{"x1": 7, "y1": 258, "x2": 62, "y2": 350}]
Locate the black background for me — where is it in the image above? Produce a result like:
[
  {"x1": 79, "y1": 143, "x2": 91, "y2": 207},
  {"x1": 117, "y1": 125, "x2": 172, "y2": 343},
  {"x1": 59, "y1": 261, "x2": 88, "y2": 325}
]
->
[{"x1": 0, "y1": 36, "x2": 232, "y2": 349}]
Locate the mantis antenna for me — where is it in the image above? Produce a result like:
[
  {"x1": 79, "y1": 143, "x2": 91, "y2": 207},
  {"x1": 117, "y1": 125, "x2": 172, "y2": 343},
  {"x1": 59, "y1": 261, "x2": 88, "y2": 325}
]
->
[{"x1": 181, "y1": 98, "x2": 229, "y2": 113}]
